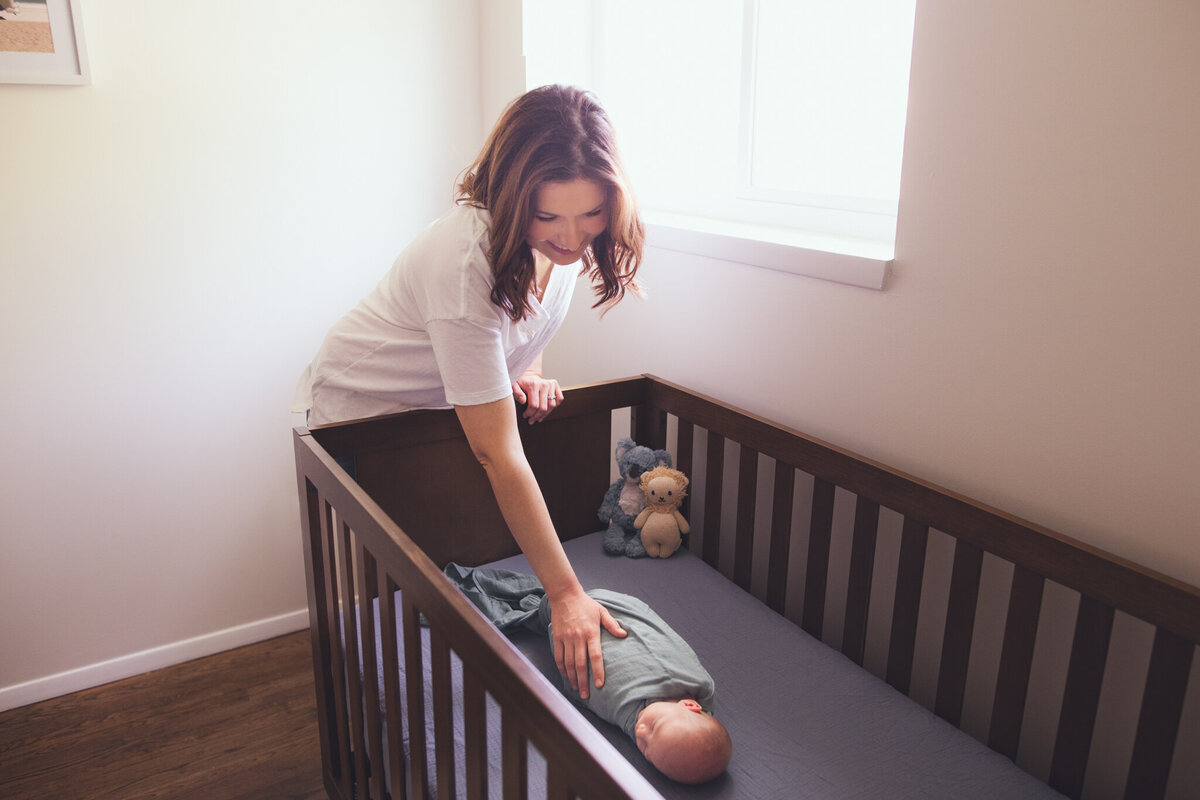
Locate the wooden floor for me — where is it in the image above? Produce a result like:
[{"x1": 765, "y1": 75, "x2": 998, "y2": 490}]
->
[{"x1": 0, "y1": 630, "x2": 327, "y2": 800}]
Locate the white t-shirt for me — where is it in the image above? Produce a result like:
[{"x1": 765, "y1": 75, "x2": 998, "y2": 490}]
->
[{"x1": 293, "y1": 204, "x2": 575, "y2": 426}]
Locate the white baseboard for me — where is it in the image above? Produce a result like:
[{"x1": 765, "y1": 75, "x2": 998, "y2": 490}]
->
[{"x1": 0, "y1": 608, "x2": 310, "y2": 713}]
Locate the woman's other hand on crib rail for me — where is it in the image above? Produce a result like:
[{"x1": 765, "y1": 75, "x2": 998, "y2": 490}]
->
[
  {"x1": 512, "y1": 356, "x2": 562, "y2": 425},
  {"x1": 551, "y1": 589, "x2": 627, "y2": 699},
  {"x1": 512, "y1": 373, "x2": 563, "y2": 424}
]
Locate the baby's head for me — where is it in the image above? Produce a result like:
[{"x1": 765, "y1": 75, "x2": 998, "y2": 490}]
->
[{"x1": 634, "y1": 699, "x2": 732, "y2": 784}]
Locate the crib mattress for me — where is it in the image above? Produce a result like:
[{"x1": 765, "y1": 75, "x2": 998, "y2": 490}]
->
[
  {"x1": 460, "y1": 531, "x2": 1060, "y2": 800},
  {"x1": 372, "y1": 531, "x2": 1063, "y2": 798}
]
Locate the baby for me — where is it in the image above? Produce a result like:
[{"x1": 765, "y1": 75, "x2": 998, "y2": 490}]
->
[
  {"x1": 633, "y1": 695, "x2": 730, "y2": 783},
  {"x1": 445, "y1": 565, "x2": 732, "y2": 784}
]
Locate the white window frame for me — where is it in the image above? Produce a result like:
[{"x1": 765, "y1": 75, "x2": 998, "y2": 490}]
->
[
  {"x1": 523, "y1": 0, "x2": 907, "y2": 290},
  {"x1": 735, "y1": 1, "x2": 900, "y2": 223}
]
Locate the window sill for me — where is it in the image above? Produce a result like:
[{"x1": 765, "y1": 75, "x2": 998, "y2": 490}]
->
[{"x1": 644, "y1": 212, "x2": 893, "y2": 291}]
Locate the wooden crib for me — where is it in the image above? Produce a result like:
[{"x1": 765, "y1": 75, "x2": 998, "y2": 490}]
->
[{"x1": 293, "y1": 375, "x2": 1198, "y2": 800}]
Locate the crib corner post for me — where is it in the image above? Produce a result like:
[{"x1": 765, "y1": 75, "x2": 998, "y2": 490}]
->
[
  {"x1": 631, "y1": 403, "x2": 668, "y2": 451},
  {"x1": 296, "y1": 473, "x2": 348, "y2": 799}
]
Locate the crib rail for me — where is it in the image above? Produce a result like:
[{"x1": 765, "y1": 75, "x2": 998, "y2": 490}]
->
[
  {"x1": 295, "y1": 426, "x2": 659, "y2": 800},
  {"x1": 632, "y1": 376, "x2": 1198, "y2": 800}
]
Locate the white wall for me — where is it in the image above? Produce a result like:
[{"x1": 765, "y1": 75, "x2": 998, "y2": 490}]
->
[
  {"x1": 547, "y1": 0, "x2": 1200, "y2": 589},
  {"x1": 480, "y1": 0, "x2": 526, "y2": 142},
  {"x1": 0, "y1": 0, "x2": 482, "y2": 707}
]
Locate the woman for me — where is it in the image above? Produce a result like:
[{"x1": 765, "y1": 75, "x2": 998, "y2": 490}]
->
[{"x1": 294, "y1": 85, "x2": 645, "y2": 699}]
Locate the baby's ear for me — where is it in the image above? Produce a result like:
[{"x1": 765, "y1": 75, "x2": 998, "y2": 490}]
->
[{"x1": 653, "y1": 449, "x2": 672, "y2": 468}]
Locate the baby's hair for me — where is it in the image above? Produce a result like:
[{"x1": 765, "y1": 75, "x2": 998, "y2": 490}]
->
[
  {"x1": 654, "y1": 713, "x2": 732, "y2": 785},
  {"x1": 457, "y1": 84, "x2": 645, "y2": 321}
]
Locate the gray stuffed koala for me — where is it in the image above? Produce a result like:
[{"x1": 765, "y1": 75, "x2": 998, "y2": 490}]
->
[{"x1": 598, "y1": 437, "x2": 672, "y2": 558}]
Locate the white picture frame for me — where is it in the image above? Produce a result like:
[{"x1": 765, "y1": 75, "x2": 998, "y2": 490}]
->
[{"x1": 0, "y1": 0, "x2": 90, "y2": 85}]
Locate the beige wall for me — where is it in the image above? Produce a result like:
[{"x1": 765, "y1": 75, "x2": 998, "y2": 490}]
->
[
  {"x1": 547, "y1": 0, "x2": 1200, "y2": 588},
  {"x1": 0, "y1": 0, "x2": 482, "y2": 706}
]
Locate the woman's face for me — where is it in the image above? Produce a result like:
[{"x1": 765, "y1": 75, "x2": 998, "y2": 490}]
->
[{"x1": 526, "y1": 179, "x2": 609, "y2": 266}]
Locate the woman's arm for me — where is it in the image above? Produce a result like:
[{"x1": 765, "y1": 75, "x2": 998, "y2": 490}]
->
[{"x1": 455, "y1": 396, "x2": 625, "y2": 698}]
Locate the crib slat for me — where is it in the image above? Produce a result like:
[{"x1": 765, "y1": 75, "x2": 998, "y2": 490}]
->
[
  {"x1": 1049, "y1": 595, "x2": 1115, "y2": 799},
  {"x1": 301, "y1": 486, "x2": 338, "y2": 786},
  {"x1": 337, "y1": 522, "x2": 372, "y2": 797},
  {"x1": 842, "y1": 496, "x2": 881, "y2": 665},
  {"x1": 886, "y1": 517, "x2": 929, "y2": 695},
  {"x1": 703, "y1": 431, "x2": 724, "y2": 567},
  {"x1": 676, "y1": 420, "x2": 695, "y2": 526},
  {"x1": 316, "y1": 496, "x2": 353, "y2": 794},
  {"x1": 376, "y1": 571, "x2": 407, "y2": 800},
  {"x1": 1124, "y1": 627, "x2": 1194, "y2": 800},
  {"x1": 502, "y1": 714, "x2": 528, "y2": 800},
  {"x1": 355, "y1": 546, "x2": 387, "y2": 800},
  {"x1": 675, "y1": 419, "x2": 694, "y2": 478},
  {"x1": 431, "y1": 627, "x2": 456, "y2": 800},
  {"x1": 462, "y1": 665, "x2": 487, "y2": 800},
  {"x1": 546, "y1": 764, "x2": 571, "y2": 800},
  {"x1": 403, "y1": 595, "x2": 430, "y2": 800},
  {"x1": 989, "y1": 564, "x2": 1045, "y2": 759},
  {"x1": 733, "y1": 446, "x2": 758, "y2": 591},
  {"x1": 765, "y1": 461, "x2": 794, "y2": 614},
  {"x1": 935, "y1": 540, "x2": 984, "y2": 726},
  {"x1": 802, "y1": 478, "x2": 836, "y2": 638}
]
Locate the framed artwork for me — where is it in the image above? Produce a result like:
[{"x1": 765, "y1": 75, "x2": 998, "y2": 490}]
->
[{"x1": 0, "y1": 0, "x2": 89, "y2": 85}]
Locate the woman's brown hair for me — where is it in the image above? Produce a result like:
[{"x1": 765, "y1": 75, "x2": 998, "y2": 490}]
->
[{"x1": 457, "y1": 85, "x2": 645, "y2": 322}]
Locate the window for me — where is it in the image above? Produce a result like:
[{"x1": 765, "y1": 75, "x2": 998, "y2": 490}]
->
[{"x1": 523, "y1": 0, "x2": 917, "y2": 289}]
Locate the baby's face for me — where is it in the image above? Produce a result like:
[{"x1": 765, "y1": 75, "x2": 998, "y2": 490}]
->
[{"x1": 634, "y1": 699, "x2": 707, "y2": 765}]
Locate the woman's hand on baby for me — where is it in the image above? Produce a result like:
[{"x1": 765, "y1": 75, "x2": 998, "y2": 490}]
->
[
  {"x1": 549, "y1": 590, "x2": 627, "y2": 699},
  {"x1": 512, "y1": 374, "x2": 563, "y2": 424}
]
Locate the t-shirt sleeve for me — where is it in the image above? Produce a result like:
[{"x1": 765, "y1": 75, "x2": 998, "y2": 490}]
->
[{"x1": 426, "y1": 317, "x2": 514, "y2": 407}]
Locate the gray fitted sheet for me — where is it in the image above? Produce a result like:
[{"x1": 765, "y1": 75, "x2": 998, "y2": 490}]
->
[
  {"x1": 371, "y1": 531, "x2": 1063, "y2": 799},
  {"x1": 489, "y1": 532, "x2": 1063, "y2": 799}
]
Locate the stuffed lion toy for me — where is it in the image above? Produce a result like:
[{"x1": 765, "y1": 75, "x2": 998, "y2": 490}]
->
[{"x1": 633, "y1": 466, "x2": 690, "y2": 558}]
